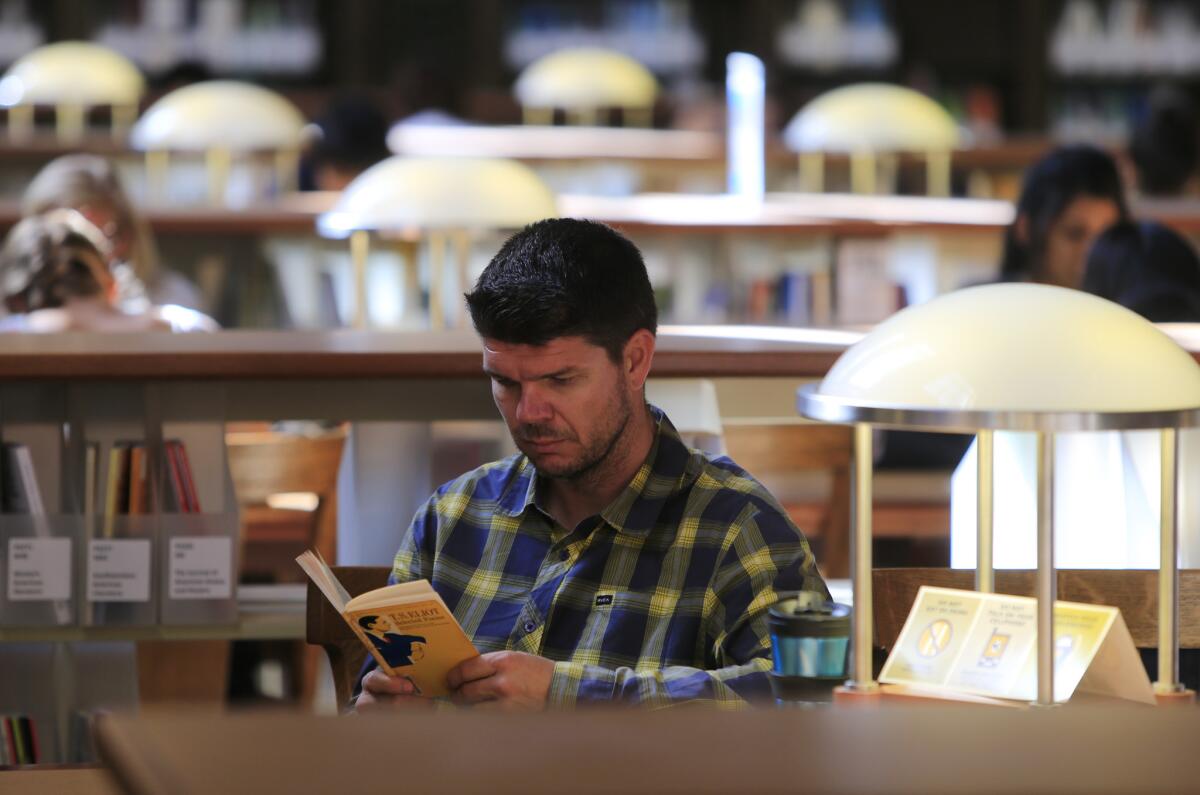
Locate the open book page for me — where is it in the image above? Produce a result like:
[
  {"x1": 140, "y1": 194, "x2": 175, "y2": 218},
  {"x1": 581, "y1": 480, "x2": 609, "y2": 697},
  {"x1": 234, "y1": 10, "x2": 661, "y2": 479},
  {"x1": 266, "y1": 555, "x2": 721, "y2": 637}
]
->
[
  {"x1": 295, "y1": 549, "x2": 352, "y2": 613},
  {"x1": 345, "y1": 579, "x2": 439, "y2": 612}
]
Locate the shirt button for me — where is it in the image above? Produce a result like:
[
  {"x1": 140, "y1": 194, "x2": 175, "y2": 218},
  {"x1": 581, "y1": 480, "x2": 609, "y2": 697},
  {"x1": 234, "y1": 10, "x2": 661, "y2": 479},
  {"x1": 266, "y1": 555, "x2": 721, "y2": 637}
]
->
[{"x1": 523, "y1": 621, "x2": 536, "y2": 634}]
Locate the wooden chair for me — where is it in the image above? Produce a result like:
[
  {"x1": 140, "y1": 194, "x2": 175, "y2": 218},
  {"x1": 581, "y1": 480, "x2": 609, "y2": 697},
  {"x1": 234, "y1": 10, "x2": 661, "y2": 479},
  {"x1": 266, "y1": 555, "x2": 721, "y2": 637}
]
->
[
  {"x1": 305, "y1": 566, "x2": 391, "y2": 709},
  {"x1": 724, "y1": 425, "x2": 953, "y2": 579},
  {"x1": 724, "y1": 424, "x2": 853, "y2": 577},
  {"x1": 225, "y1": 428, "x2": 347, "y2": 705},
  {"x1": 872, "y1": 567, "x2": 1200, "y2": 651},
  {"x1": 227, "y1": 428, "x2": 347, "y2": 576}
]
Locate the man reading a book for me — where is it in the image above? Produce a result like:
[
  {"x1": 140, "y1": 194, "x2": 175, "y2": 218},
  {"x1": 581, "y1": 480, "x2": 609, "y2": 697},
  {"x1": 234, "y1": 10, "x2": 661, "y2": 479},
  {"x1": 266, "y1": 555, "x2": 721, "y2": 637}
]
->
[{"x1": 358, "y1": 218, "x2": 827, "y2": 710}]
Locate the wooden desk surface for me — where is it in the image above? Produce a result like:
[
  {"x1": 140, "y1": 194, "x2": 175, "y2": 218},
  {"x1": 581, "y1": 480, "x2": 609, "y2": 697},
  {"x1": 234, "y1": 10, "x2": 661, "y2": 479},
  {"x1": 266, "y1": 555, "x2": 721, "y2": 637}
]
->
[
  {"x1": 0, "y1": 766, "x2": 119, "y2": 794},
  {"x1": 0, "y1": 326, "x2": 859, "y2": 381},
  {"x1": 2, "y1": 191, "x2": 1198, "y2": 236},
  {"x1": 95, "y1": 705, "x2": 1200, "y2": 795},
  {"x1": 3, "y1": 324, "x2": 1200, "y2": 383}
]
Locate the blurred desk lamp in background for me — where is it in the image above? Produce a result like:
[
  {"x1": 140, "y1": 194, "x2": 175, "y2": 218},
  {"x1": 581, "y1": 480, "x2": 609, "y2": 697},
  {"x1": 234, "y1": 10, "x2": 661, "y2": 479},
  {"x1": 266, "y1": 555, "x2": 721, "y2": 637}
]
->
[
  {"x1": 798, "y1": 283, "x2": 1200, "y2": 706},
  {"x1": 130, "y1": 80, "x2": 306, "y2": 206},
  {"x1": 782, "y1": 83, "x2": 960, "y2": 196},
  {"x1": 315, "y1": 156, "x2": 557, "y2": 329},
  {"x1": 514, "y1": 47, "x2": 658, "y2": 128},
  {"x1": 0, "y1": 41, "x2": 144, "y2": 142}
]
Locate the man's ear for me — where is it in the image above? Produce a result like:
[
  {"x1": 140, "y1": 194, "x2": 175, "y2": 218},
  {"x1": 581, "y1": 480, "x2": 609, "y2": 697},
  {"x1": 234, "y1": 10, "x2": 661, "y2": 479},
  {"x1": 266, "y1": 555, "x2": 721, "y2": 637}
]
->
[
  {"x1": 623, "y1": 329, "x2": 656, "y2": 390},
  {"x1": 1014, "y1": 214, "x2": 1029, "y2": 245}
]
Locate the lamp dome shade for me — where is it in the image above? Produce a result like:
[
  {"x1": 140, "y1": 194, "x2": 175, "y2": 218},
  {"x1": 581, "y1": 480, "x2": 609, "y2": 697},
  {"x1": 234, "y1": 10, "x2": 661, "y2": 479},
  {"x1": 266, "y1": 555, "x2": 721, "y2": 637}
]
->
[
  {"x1": 514, "y1": 47, "x2": 658, "y2": 109},
  {"x1": 316, "y1": 156, "x2": 558, "y2": 237},
  {"x1": 782, "y1": 83, "x2": 959, "y2": 153},
  {"x1": 0, "y1": 42, "x2": 143, "y2": 107},
  {"x1": 816, "y1": 283, "x2": 1200, "y2": 413},
  {"x1": 130, "y1": 80, "x2": 305, "y2": 151}
]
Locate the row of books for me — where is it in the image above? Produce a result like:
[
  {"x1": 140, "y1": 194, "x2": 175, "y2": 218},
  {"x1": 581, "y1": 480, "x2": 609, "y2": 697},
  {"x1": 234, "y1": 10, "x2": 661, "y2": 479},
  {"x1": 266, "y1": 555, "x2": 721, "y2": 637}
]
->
[
  {"x1": 95, "y1": 439, "x2": 202, "y2": 525},
  {"x1": 0, "y1": 714, "x2": 39, "y2": 765},
  {"x1": 0, "y1": 439, "x2": 200, "y2": 520}
]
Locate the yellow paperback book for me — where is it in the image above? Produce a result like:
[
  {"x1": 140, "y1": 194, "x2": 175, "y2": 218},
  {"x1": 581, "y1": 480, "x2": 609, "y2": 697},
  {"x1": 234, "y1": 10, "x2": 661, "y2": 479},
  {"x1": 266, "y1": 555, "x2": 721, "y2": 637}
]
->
[{"x1": 297, "y1": 550, "x2": 478, "y2": 697}]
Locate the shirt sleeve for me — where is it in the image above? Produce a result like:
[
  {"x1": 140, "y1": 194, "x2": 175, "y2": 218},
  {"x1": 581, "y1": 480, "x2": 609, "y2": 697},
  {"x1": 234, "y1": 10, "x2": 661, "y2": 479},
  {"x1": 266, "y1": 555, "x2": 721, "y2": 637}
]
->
[{"x1": 546, "y1": 503, "x2": 829, "y2": 708}]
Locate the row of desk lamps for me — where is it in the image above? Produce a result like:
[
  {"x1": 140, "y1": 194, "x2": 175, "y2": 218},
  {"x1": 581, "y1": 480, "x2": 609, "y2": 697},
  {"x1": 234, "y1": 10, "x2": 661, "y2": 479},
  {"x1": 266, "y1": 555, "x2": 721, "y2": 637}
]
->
[
  {"x1": 0, "y1": 42, "x2": 962, "y2": 328},
  {"x1": 0, "y1": 39, "x2": 1194, "y2": 710}
]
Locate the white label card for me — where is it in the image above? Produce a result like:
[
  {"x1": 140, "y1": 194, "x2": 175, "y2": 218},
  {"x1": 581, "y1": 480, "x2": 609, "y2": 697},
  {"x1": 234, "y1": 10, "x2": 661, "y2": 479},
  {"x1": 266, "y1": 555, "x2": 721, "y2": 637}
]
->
[
  {"x1": 7, "y1": 537, "x2": 71, "y2": 601},
  {"x1": 169, "y1": 537, "x2": 232, "y2": 600},
  {"x1": 88, "y1": 539, "x2": 151, "y2": 602}
]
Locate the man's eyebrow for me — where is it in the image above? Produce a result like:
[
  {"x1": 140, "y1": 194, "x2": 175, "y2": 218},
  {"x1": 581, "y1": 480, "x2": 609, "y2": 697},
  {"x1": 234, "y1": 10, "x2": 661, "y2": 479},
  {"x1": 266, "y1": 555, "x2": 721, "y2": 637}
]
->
[{"x1": 482, "y1": 366, "x2": 577, "y2": 381}]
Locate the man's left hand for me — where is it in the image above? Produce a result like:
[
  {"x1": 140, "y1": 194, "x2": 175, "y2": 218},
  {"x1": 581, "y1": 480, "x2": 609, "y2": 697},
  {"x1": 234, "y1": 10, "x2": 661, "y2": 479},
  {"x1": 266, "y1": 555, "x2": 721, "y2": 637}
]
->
[{"x1": 447, "y1": 651, "x2": 554, "y2": 711}]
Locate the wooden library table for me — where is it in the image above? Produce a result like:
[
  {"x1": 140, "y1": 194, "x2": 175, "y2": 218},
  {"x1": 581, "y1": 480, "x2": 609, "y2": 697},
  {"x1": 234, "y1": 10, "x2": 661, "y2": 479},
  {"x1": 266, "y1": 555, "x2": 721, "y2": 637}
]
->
[
  {"x1": 95, "y1": 704, "x2": 1200, "y2": 795},
  {"x1": 0, "y1": 326, "x2": 857, "y2": 384},
  {"x1": 0, "y1": 765, "x2": 119, "y2": 794}
]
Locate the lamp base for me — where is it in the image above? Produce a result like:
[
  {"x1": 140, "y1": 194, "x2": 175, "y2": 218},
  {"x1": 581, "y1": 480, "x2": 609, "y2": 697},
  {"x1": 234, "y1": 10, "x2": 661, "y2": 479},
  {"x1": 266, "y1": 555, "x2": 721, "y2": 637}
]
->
[
  {"x1": 832, "y1": 684, "x2": 882, "y2": 705},
  {"x1": 834, "y1": 683, "x2": 1019, "y2": 707},
  {"x1": 1153, "y1": 687, "x2": 1196, "y2": 706}
]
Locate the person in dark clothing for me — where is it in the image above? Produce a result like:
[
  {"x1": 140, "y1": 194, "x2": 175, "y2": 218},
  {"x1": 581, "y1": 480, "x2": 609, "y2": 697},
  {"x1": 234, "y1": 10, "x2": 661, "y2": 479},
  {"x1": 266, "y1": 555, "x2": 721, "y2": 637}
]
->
[
  {"x1": 1082, "y1": 221, "x2": 1200, "y2": 322},
  {"x1": 1000, "y1": 145, "x2": 1128, "y2": 289},
  {"x1": 1130, "y1": 86, "x2": 1198, "y2": 198}
]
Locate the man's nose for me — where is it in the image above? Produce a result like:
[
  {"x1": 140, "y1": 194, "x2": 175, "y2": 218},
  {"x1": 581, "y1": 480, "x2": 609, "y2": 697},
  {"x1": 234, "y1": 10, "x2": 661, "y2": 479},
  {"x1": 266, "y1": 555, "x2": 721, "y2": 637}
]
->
[{"x1": 515, "y1": 385, "x2": 553, "y2": 424}]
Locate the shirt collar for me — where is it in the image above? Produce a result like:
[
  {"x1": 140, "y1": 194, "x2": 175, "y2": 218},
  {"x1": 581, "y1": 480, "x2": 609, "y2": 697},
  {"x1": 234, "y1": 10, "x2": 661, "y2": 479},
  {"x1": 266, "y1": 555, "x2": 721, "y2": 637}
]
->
[{"x1": 495, "y1": 405, "x2": 699, "y2": 537}]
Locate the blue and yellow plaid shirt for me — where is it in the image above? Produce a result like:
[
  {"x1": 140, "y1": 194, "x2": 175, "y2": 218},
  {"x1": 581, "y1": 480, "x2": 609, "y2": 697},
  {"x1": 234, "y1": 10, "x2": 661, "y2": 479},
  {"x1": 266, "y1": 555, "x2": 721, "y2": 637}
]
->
[{"x1": 381, "y1": 406, "x2": 827, "y2": 707}]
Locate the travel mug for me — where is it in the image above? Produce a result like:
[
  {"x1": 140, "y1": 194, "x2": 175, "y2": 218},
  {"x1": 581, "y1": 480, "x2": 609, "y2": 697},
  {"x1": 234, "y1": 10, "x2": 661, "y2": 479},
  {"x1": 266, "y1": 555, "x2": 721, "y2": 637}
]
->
[{"x1": 767, "y1": 593, "x2": 850, "y2": 704}]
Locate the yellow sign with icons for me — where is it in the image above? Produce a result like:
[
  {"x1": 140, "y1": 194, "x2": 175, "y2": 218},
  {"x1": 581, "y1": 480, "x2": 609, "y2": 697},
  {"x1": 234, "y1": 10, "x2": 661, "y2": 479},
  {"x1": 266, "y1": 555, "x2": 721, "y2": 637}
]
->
[{"x1": 879, "y1": 586, "x2": 1154, "y2": 704}]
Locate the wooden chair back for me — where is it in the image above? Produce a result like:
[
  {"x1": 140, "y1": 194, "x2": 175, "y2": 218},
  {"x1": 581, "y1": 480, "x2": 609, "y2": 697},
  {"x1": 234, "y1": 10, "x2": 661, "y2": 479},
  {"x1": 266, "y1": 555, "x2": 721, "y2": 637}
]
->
[
  {"x1": 306, "y1": 566, "x2": 392, "y2": 710},
  {"x1": 724, "y1": 424, "x2": 853, "y2": 576},
  {"x1": 227, "y1": 429, "x2": 346, "y2": 566},
  {"x1": 873, "y1": 567, "x2": 1200, "y2": 650}
]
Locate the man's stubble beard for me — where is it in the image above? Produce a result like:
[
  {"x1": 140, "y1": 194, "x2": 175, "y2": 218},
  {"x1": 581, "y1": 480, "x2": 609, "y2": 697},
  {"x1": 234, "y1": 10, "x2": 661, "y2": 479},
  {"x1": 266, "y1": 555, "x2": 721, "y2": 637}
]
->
[{"x1": 521, "y1": 385, "x2": 635, "y2": 484}]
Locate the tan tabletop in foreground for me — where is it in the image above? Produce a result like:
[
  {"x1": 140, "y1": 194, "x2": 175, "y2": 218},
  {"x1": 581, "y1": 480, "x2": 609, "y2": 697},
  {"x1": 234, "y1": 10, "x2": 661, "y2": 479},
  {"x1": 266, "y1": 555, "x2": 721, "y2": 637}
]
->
[
  {"x1": 0, "y1": 766, "x2": 119, "y2": 794},
  {"x1": 96, "y1": 705, "x2": 1200, "y2": 795}
]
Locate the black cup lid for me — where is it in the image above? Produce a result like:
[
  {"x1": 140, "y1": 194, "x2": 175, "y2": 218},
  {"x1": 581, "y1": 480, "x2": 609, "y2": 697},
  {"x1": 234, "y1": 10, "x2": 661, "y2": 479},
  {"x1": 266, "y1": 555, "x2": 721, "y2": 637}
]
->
[{"x1": 767, "y1": 593, "x2": 851, "y2": 637}]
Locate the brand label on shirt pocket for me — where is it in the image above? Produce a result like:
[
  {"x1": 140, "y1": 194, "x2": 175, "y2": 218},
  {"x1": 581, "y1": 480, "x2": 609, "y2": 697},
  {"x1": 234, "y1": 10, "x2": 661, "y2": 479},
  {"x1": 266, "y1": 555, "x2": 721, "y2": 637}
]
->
[{"x1": 595, "y1": 594, "x2": 614, "y2": 606}]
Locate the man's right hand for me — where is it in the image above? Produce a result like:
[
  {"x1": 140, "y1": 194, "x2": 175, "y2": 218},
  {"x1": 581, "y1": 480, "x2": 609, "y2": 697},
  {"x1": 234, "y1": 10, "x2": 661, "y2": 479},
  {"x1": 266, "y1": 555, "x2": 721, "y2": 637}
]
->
[{"x1": 354, "y1": 669, "x2": 435, "y2": 712}]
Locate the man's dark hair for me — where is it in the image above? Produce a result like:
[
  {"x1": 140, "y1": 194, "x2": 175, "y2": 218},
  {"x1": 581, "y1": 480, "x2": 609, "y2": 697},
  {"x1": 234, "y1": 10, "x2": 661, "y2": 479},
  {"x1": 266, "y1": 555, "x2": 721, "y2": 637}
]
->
[
  {"x1": 1000, "y1": 144, "x2": 1128, "y2": 282},
  {"x1": 466, "y1": 218, "x2": 657, "y2": 361}
]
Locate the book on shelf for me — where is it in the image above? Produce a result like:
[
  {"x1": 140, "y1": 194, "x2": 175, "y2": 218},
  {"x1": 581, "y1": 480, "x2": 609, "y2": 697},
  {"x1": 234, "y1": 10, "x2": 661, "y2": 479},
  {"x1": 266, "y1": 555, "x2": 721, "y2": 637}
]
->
[
  {"x1": 97, "y1": 439, "x2": 201, "y2": 534},
  {"x1": 296, "y1": 550, "x2": 478, "y2": 697},
  {"x1": 0, "y1": 714, "x2": 39, "y2": 765},
  {"x1": 1, "y1": 443, "x2": 45, "y2": 516},
  {"x1": 164, "y1": 439, "x2": 200, "y2": 514}
]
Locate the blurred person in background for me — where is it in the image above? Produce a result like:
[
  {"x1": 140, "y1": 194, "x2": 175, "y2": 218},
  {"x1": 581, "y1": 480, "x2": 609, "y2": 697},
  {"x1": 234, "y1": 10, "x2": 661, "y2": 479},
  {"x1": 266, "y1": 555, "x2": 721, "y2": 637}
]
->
[
  {"x1": 300, "y1": 95, "x2": 390, "y2": 192},
  {"x1": 880, "y1": 146, "x2": 1128, "y2": 470},
  {"x1": 1129, "y1": 86, "x2": 1198, "y2": 199},
  {"x1": 1000, "y1": 144, "x2": 1128, "y2": 289},
  {"x1": 22, "y1": 154, "x2": 206, "y2": 312},
  {"x1": 0, "y1": 209, "x2": 216, "y2": 333},
  {"x1": 1082, "y1": 221, "x2": 1200, "y2": 322}
]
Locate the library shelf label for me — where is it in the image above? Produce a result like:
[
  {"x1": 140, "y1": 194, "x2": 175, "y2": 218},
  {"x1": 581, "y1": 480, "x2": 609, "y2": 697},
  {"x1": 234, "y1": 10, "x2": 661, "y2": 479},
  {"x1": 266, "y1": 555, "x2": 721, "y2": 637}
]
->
[
  {"x1": 88, "y1": 539, "x2": 151, "y2": 602},
  {"x1": 169, "y1": 537, "x2": 232, "y2": 600},
  {"x1": 7, "y1": 537, "x2": 71, "y2": 601}
]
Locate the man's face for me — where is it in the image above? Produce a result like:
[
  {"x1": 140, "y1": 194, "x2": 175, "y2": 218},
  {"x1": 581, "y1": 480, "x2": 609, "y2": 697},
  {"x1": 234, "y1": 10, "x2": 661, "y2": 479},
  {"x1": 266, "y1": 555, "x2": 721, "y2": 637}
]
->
[
  {"x1": 483, "y1": 335, "x2": 634, "y2": 480},
  {"x1": 366, "y1": 617, "x2": 386, "y2": 634}
]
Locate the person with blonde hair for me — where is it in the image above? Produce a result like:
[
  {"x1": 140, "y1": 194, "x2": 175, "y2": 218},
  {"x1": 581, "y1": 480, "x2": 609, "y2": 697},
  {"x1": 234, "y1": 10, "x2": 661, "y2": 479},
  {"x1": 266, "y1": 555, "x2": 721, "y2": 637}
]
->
[
  {"x1": 0, "y1": 209, "x2": 216, "y2": 332},
  {"x1": 21, "y1": 153, "x2": 204, "y2": 311}
]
